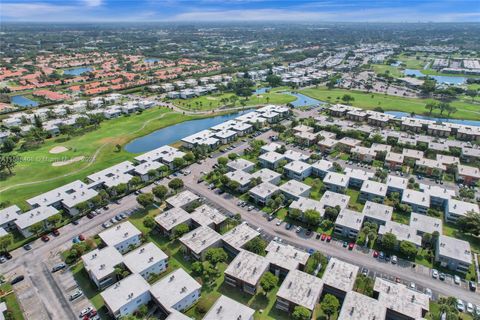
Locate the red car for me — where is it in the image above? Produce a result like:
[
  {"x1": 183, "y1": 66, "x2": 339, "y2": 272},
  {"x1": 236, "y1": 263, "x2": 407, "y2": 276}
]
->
[
  {"x1": 320, "y1": 233, "x2": 326, "y2": 241},
  {"x1": 373, "y1": 250, "x2": 379, "y2": 258},
  {"x1": 325, "y1": 235, "x2": 332, "y2": 242},
  {"x1": 348, "y1": 242, "x2": 355, "y2": 250},
  {"x1": 78, "y1": 234, "x2": 85, "y2": 241},
  {"x1": 41, "y1": 235, "x2": 50, "y2": 242},
  {"x1": 52, "y1": 229, "x2": 60, "y2": 236}
]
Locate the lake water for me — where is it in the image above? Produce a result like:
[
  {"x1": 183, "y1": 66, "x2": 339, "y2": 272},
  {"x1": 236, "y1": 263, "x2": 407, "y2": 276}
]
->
[
  {"x1": 11, "y1": 95, "x2": 39, "y2": 107},
  {"x1": 63, "y1": 66, "x2": 93, "y2": 76},
  {"x1": 385, "y1": 111, "x2": 480, "y2": 127},
  {"x1": 403, "y1": 69, "x2": 467, "y2": 85},
  {"x1": 145, "y1": 58, "x2": 160, "y2": 63},
  {"x1": 125, "y1": 109, "x2": 253, "y2": 153},
  {"x1": 254, "y1": 87, "x2": 271, "y2": 94},
  {"x1": 282, "y1": 92, "x2": 324, "y2": 107}
]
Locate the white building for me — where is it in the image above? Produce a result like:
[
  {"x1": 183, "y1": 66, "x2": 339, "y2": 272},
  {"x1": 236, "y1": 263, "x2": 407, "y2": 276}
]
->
[
  {"x1": 123, "y1": 243, "x2": 169, "y2": 280},
  {"x1": 98, "y1": 221, "x2": 142, "y2": 254}
]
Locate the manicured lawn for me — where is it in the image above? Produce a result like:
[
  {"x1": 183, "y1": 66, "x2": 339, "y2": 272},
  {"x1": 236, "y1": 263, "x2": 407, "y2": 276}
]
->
[
  {"x1": 0, "y1": 283, "x2": 24, "y2": 320},
  {"x1": 371, "y1": 64, "x2": 403, "y2": 77},
  {"x1": 392, "y1": 210, "x2": 411, "y2": 224},
  {"x1": 304, "y1": 177, "x2": 325, "y2": 200},
  {"x1": 345, "y1": 188, "x2": 364, "y2": 211},
  {"x1": 426, "y1": 301, "x2": 473, "y2": 320},
  {"x1": 299, "y1": 87, "x2": 480, "y2": 120},
  {"x1": 443, "y1": 220, "x2": 480, "y2": 253},
  {"x1": 171, "y1": 89, "x2": 296, "y2": 111},
  {"x1": 0, "y1": 108, "x2": 219, "y2": 206}
]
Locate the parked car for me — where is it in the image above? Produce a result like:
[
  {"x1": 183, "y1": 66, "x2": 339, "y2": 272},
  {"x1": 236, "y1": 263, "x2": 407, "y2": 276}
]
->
[
  {"x1": 41, "y1": 235, "x2": 50, "y2": 242},
  {"x1": 52, "y1": 263, "x2": 66, "y2": 273},
  {"x1": 267, "y1": 215, "x2": 274, "y2": 221},
  {"x1": 247, "y1": 206, "x2": 254, "y2": 211},
  {"x1": 467, "y1": 302, "x2": 474, "y2": 314},
  {"x1": 432, "y1": 269, "x2": 438, "y2": 279},
  {"x1": 78, "y1": 234, "x2": 85, "y2": 241},
  {"x1": 10, "y1": 275, "x2": 24, "y2": 285},
  {"x1": 457, "y1": 299, "x2": 465, "y2": 312},
  {"x1": 79, "y1": 307, "x2": 94, "y2": 318},
  {"x1": 348, "y1": 242, "x2": 355, "y2": 250},
  {"x1": 454, "y1": 275, "x2": 461, "y2": 285},
  {"x1": 1, "y1": 252, "x2": 12, "y2": 260},
  {"x1": 276, "y1": 220, "x2": 282, "y2": 226},
  {"x1": 361, "y1": 268, "x2": 368, "y2": 276},
  {"x1": 379, "y1": 251, "x2": 385, "y2": 260},
  {"x1": 69, "y1": 289, "x2": 83, "y2": 301},
  {"x1": 315, "y1": 233, "x2": 321, "y2": 240},
  {"x1": 52, "y1": 229, "x2": 60, "y2": 236},
  {"x1": 295, "y1": 226, "x2": 302, "y2": 233},
  {"x1": 285, "y1": 223, "x2": 292, "y2": 230},
  {"x1": 325, "y1": 235, "x2": 332, "y2": 242},
  {"x1": 409, "y1": 282, "x2": 416, "y2": 290},
  {"x1": 373, "y1": 250, "x2": 379, "y2": 258},
  {"x1": 72, "y1": 237, "x2": 80, "y2": 244},
  {"x1": 391, "y1": 255, "x2": 398, "y2": 264},
  {"x1": 0, "y1": 256, "x2": 6, "y2": 264},
  {"x1": 342, "y1": 241, "x2": 348, "y2": 248},
  {"x1": 71, "y1": 220, "x2": 79, "y2": 225},
  {"x1": 305, "y1": 229, "x2": 312, "y2": 236},
  {"x1": 320, "y1": 234, "x2": 327, "y2": 241},
  {"x1": 86, "y1": 213, "x2": 94, "y2": 219},
  {"x1": 23, "y1": 244, "x2": 32, "y2": 251},
  {"x1": 425, "y1": 288, "x2": 432, "y2": 299},
  {"x1": 439, "y1": 273, "x2": 446, "y2": 281},
  {"x1": 102, "y1": 222, "x2": 112, "y2": 229},
  {"x1": 469, "y1": 281, "x2": 476, "y2": 292}
]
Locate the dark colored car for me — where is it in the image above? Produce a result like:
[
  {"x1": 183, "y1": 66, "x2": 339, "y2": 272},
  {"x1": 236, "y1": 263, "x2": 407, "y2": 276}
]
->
[
  {"x1": 11, "y1": 275, "x2": 25, "y2": 285},
  {"x1": 52, "y1": 228, "x2": 60, "y2": 236}
]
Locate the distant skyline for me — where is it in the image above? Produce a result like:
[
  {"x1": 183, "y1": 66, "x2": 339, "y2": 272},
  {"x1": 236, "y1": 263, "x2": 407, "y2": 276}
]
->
[{"x1": 1, "y1": 0, "x2": 479, "y2": 23}]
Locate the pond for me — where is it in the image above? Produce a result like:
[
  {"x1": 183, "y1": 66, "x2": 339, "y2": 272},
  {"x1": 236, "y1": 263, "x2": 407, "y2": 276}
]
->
[
  {"x1": 385, "y1": 111, "x2": 480, "y2": 127},
  {"x1": 145, "y1": 58, "x2": 161, "y2": 63},
  {"x1": 253, "y1": 87, "x2": 271, "y2": 94},
  {"x1": 125, "y1": 109, "x2": 254, "y2": 153},
  {"x1": 403, "y1": 69, "x2": 467, "y2": 85},
  {"x1": 11, "y1": 95, "x2": 39, "y2": 107},
  {"x1": 282, "y1": 92, "x2": 325, "y2": 107},
  {"x1": 63, "y1": 66, "x2": 93, "y2": 76}
]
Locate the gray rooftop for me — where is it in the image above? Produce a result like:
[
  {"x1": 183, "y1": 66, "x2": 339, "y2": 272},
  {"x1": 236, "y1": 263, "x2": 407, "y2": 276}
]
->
[
  {"x1": 179, "y1": 226, "x2": 222, "y2": 255},
  {"x1": 338, "y1": 291, "x2": 387, "y2": 320},
  {"x1": 224, "y1": 250, "x2": 270, "y2": 286},
  {"x1": 335, "y1": 209, "x2": 364, "y2": 231},
  {"x1": 100, "y1": 274, "x2": 150, "y2": 314},
  {"x1": 123, "y1": 242, "x2": 168, "y2": 275},
  {"x1": 98, "y1": 221, "x2": 142, "y2": 248},
  {"x1": 362, "y1": 201, "x2": 393, "y2": 223},
  {"x1": 323, "y1": 172, "x2": 349, "y2": 188},
  {"x1": 265, "y1": 241, "x2": 309, "y2": 271},
  {"x1": 203, "y1": 295, "x2": 255, "y2": 320},
  {"x1": 154, "y1": 207, "x2": 191, "y2": 232},
  {"x1": 276, "y1": 269, "x2": 323, "y2": 311},
  {"x1": 437, "y1": 235, "x2": 472, "y2": 264},
  {"x1": 222, "y1": 223, "x2": 260, "y2": 251},
  {"x1": 322, "y1": 258, "x2": 359, "y2": 293},
  {"x1": 166, "y1": 190, "x2": 199, "y2": 208}
]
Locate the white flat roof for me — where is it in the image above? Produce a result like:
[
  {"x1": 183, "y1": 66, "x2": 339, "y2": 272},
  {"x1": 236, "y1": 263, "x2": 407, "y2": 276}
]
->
[
  {"x1": 311, "y1": 159, "x2": 333, "y2": 173},
  {"x1": 261, "y1": 142, "x2": 282, "y2": 153},
  {"x1": 190, "y1": 204, "x2": 227, "y2": 227},
  {"x1": 100, "y1": 274, "x2": 150, "y2": 314},
  {"x1": 386, "y1": 175, "x2": 408, "y2": 189},
  {"x1": 265, "y1": 241, "x2": 309, "y2": 271},
  {"x1": 259, "y1": 151, "x2": 285, "y2": 164},
  {"x1": 385, "y1": 152, "x2": 404, "y2": 163},
  {"x1": 123, "y1": 242, "x2": 168, "y2": 274},
  {"x1": 289, "y1": 197, "x2": 323, "y2": 214},
  {"x1": 344, "y1": 168, "x2": 375, "y2": 182},
  {"x1": 335, "y1": 209, "x2": 364, "y2": 231},
  {"x1": 402, "y1": 189, "x2": 430, "y2": 208},
  {"x1": 134, "y1": 160, "x2": 163, "y2": 176},
  {"x1": 283, "y1": 150, "x2": 309, "y2": 162},
  {"x1": 279, "y1": 180, "x2": 311, "y2": 197},
  {"x1": 225, "y1": 170, "x2": 253, "y2": 187},
  {"x1": 150, "y1": 268, "x2": 201, "y2": 309},
  {"x1": 227, "y1": 158, "x2": 255, "y2": 172},
  {"x1": 0, "y1": 205, "x2": 21, "y2": 226},
  {"x1": 419, "y1": 184, "x2": 455, "y2": 201},
  {"x1": 379, "y1": 221, "x2": 421, "y2": 247},
  {"x1": 284, "y1": 160, "x2": 312, "y2": 174},
  {"x1": 360, "y1": 180, "x2": 387, "y2": 197},
  {"x1": 323, "y1": 172, "x2": 349, "y2": 188},
  {"x1": 319, "y1": 191, "x2": 350, "y2": 212},
  {"x1": 166, "y1": 190, "x2": 199, "y2": 208},
  {"x1": 224, "y1": 250, "x2": 270, "y2": 286},
  {"x1": 447, "y1": 199, "x2": 479, "y2": 218},
  {"x1": 374, "y1": 278, "x2": 429, "y2": 319},
  {"x1": 402, "y1": 148, "x2": 424, "y2": 160},
  {"x1": 98, "y1": 221, "x2": 142, "y2": 248},
  {"x1": 203, "y1": 295, "x2": 255, "y2": 320},
  {"x1": 277, "y1": 269, "x2": 323, "y2": 311},
  {"x1": 27, "y1": 180, "x2": 98, "y2": 208},
  {"x1": 87, "y1": 161, "x2": 135, "y2": 188},
  {"x1": 438, "y1": 235, "x2": 472, "y2": 264},
  {"x1": 362, "y1": 201, "x2": 393, "y2": 222},
  {"x1": 322, "y1": 258, "x2": 359, "y2": 293},
  {"x1": 249, "y1": 182, "x2": 279, "y2": 199},
  {"x1": 221, "y1": 223, "x2": 260, "y2": 250},
  {"x1": 155, "y1": 207, "x2": 191, "y2": 232},
  {"x1": 338, "y1": 291, "x2": 386, "y2": 320},
  {"x1": 251, "y1": 168, "x2": 281, "y2": 184},
  {"x1": 458, "y1": 164, "x2": 480, "y2": 179},
  {"x1": 82, "y1": 247, "x2": 123, "y2": 281},
  {"x1": 14, "y1": 206, "x2": 59, "y2": 230},
  {"x1": 180, "y1": 226, "x2": 222, "y2": 255},
  {"x1": 410, "y1": 212, "x2": 442, "y2": 235}
]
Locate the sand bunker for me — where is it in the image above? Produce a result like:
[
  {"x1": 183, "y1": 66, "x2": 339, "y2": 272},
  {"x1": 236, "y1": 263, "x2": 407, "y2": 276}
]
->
[
  {"x1": 49, "y1": 146, "x2": 69, "y2": 154},
  {"x1": 52, "y1": 156, "x2": 84, "y2": 167}
]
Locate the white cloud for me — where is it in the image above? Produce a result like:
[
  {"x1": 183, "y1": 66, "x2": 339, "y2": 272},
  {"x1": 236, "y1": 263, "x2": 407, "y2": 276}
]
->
[
  {"x1": 83, "y1": 0, "x2": 103, "y2": 7},
  {"x1": 0, "y1": 3, "x2": 76, "y2": 18}
]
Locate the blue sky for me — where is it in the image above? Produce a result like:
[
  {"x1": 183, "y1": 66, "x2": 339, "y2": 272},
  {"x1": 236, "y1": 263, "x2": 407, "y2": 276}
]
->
[{"x1": 1, "y1": 0, "x2": 479, "y2": 22}]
